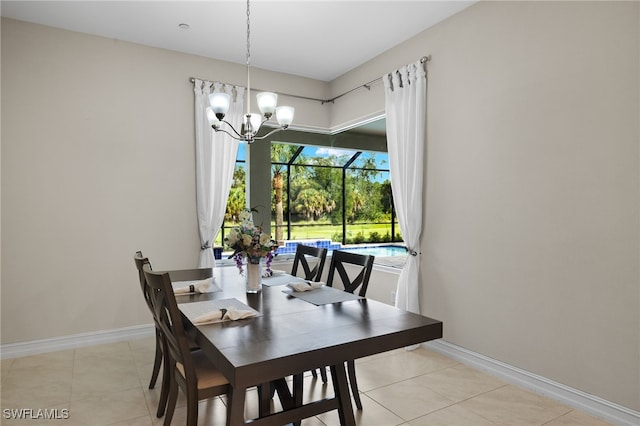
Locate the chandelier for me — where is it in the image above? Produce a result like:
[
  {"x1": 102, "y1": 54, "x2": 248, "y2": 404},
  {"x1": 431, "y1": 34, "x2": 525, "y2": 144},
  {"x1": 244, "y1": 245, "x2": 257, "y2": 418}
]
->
[{"x1": 206, "y1": 0, "x2": 294, "y2": 144}]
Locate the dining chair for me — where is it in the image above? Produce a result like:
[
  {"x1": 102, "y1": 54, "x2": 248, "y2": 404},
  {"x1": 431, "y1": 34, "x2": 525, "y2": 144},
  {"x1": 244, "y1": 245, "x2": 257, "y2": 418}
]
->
[
  {"x1": 320, "y1": 250, "x2": 375, "y2": 409},
  {"x1": 291, "y1": 244, "x2": 328, "y2": 281},
  {"x1": 134, "y1": 251, "x2": 171, "y2": 418},
  {"x1": 143, "y1": 263, "x2": 230, "y2": 426}
]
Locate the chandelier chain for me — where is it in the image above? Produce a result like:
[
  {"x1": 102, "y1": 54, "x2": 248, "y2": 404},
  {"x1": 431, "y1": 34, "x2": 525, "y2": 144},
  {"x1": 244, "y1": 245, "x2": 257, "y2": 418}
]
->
[
  {"x1": 246, "y1": 0, "x2": 251, "y2": 114},
  {"x1": 246, "y1": 0, "x2": 250, "y2": 68}
]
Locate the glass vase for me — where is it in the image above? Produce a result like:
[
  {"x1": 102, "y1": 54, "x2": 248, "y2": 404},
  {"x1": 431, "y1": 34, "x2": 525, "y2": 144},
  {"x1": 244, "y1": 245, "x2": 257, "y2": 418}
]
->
[{"x1": 245, "y1": 257, "x2": 262, "y2": 293}]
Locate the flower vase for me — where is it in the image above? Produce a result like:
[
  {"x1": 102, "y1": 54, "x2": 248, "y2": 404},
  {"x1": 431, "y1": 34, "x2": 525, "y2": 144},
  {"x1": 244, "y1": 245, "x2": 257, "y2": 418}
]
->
[{"x1": 245, "y1": 257, "x2": 262, "y2": 293}]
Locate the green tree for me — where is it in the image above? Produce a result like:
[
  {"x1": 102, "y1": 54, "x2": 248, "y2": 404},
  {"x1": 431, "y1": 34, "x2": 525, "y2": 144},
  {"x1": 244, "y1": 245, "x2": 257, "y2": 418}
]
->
[
  {"x1": 270, "y1": 143, "x2": 300, "y2": 242},
  {"x1": 293, "y1": 187, "x2": 336, "y2": 219},
  {"x1": 225, "y1": 165, "x2": 246, "y2": 223}
]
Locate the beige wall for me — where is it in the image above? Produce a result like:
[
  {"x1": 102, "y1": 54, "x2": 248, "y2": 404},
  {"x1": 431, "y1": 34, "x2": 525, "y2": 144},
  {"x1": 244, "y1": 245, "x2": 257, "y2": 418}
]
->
[
  {"x1": 1, "y1": 0, "x2": 639, "y2": 413},
  {"x1": 332, "y1": 0, "x2": 640, "y2": 412},
  {"x1": 0, "y1": 18, "x2": 328, "y2": 344}
]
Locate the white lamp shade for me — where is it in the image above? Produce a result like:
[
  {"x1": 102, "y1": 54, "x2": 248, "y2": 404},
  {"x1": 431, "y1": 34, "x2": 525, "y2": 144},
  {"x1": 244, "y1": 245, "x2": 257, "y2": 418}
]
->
[
  {"x1": 275, "y1": 106, "x2": 295, "y2": 126},
  {"x1": 256, "y1": 92, "x2": 278, "y2": 116},
  {"x1": 208, "y1": 92, "x2": 231, "y2": 115},
  {"x1": 205, "y1": 107, "x2": 217, "y2": 125}
]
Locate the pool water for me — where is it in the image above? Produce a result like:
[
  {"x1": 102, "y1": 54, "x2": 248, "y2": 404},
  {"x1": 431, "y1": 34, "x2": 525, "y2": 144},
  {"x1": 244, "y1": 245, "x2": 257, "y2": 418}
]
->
[
  {"x1": 275, "y1": 240, "x2": 407, "y2": 257},
  {"x1": 336, "y1": 245, "x2": 408, "y2": 257}
]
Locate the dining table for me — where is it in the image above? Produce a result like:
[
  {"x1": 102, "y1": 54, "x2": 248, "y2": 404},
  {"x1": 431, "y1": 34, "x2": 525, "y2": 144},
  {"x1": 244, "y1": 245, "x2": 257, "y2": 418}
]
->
[{"x1": 166, "y1": 265, "x2": 443, "y2": 426}]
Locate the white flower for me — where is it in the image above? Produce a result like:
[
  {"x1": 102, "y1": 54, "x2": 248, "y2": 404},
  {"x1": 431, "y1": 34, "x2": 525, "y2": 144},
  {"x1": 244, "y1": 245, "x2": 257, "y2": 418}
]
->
[
  {"x1": 259, "y1": 233, "x2": 271, "y2": 246},
  {"x1": 242, "y1": 235, "x2": 253, "y2": 247},
  {"x1": 227, "y1": 228, "x2": 239, "y2": 245},
  {"x1": 239, "y1": 210, "x2": 253, "y2": 226}
]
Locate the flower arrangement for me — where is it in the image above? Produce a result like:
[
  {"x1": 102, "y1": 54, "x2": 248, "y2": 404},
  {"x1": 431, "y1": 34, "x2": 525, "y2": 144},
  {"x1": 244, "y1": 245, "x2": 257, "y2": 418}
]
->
[{"x1": 225, "y1": 209, "x2": 277, "y2": 275}]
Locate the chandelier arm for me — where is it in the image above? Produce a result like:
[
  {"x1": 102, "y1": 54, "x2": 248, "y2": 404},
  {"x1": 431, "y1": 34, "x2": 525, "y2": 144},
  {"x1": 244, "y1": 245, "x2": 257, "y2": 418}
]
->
[
  {"x1": 212, "y1": 126, "x2": 244, "y2": 141},
  {"x1": 253, "y1": 126, "x2": 289, "y2": 141},
  {"x1": 218, "y1": 119, "x2": 246, "y2": 138}
]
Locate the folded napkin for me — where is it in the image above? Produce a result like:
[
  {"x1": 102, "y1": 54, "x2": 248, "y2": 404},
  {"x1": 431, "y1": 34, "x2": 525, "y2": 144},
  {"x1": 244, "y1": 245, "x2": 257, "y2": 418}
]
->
[
  {"x1": 174, "y1": 277, "x2": 215, "y2": 294},
  {"x1": 287, "y1": 281, "x2": 324, "y2": 292},
  {"x1": 192, "y1": 308, "x2": 257, "y2": 325}
]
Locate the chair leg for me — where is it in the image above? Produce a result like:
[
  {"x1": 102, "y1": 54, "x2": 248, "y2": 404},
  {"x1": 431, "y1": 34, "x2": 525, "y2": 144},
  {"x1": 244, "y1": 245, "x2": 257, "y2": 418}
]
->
[
  {"x1": 186, "y1": 391, "x2": 198, "y2": 426},
  {"x1": 149, "y1": 332, "x2": 163, "y2": 389},
  {"x1": 163, "y1": 376, "x2": 178, "y2": 426},
  {"x1": 293, "y1": 373, "x2": 303, "y2": 426},
  {"x1": 156, "y1": 350, "x2": 171, "y2": 417},
  {"x1": 346, "y1": 360, "x2": 362, "y2": 410},
  {"x1": 319, "y1": 366, "x2": 328, "y2": 383}
]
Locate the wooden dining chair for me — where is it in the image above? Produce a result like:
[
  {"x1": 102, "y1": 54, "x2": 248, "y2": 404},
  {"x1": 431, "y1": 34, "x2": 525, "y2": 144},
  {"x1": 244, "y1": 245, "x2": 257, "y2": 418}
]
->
[
  {"x1": 320, "y1": 250, "x2": 375, "y2": 409},
  {"x1": 134, "y1": 251, "x2": 171, "y2": 418},
  {"x1": 291, "y1": 244, "x2": 328, "y2": 281},
  {"x1": 143, "y1": 263, "x2": 230, "y2": 426}
]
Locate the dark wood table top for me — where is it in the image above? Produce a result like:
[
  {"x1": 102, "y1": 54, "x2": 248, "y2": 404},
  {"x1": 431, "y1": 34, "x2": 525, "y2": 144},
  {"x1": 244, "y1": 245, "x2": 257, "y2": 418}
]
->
[{"x1": 170, "y1": 266, "x2": 443, "y2": 425}]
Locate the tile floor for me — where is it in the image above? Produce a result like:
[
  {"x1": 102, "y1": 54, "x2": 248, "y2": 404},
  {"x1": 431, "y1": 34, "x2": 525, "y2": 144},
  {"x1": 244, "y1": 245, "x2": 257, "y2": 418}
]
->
[{"x1": 0, "y1": 337, "x2": 613, "y2": 425}]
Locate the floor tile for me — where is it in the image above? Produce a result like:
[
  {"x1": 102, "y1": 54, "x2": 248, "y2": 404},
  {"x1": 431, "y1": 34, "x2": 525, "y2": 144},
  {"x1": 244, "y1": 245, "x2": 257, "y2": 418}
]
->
[
  {"x1": 355, "y1": 347, "x2": 458, "y2": 392},
  {"x1": 459, "y1": 385, "x2": 572, "y2": 426},
  {"x1": 106, "y1": 415, "x2": 154, "y2": 426},
  {"x1": 365, "y1": 377, "x2": 456, "y2": 421},
  {"x1": 410, "y1": 364, "x2": 507, "y2": 403},
  {"x1": 408, "y1": 404, "x2": 498, "y2": 425},
  {"x1": 66, "y1": 387, "x2": 150, "y2": 426},
  {"x1": 74, "y1": 341, "x2": 133, "y2": 359},
  {"x1": 71, "y1": 351, "x2": 142, "y2": 400},
  {"x1": 543, "y1": 409, "x2": 614, "y2": 425},
  {"x1": 153, "y1": 396, "x2": 227, "y2": 426},
  {"x1": 2, "y1": 363, "x2": 73, "y2": 407}
]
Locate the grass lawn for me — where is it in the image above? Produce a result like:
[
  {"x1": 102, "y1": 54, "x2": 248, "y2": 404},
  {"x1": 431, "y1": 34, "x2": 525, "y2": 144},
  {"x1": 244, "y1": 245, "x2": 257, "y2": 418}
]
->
[{"x1": 215, "y1": 222, "x2": 401, "y2": 246}]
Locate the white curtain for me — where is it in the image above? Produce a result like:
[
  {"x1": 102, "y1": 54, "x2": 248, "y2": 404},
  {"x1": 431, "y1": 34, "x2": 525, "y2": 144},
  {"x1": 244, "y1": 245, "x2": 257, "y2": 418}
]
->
[
  {"x1": 383, "y1": 61, "x2": 427, "y2": 315},
  {"x1": 194, "y1": 80, "x2": 243, "y2": 267}
]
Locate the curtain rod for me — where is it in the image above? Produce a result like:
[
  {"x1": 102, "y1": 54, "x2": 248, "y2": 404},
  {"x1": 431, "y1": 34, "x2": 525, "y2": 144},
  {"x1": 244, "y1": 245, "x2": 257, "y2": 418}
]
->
[{"x1": 190, "y1": 55, "x2": 430, "y2": 105}]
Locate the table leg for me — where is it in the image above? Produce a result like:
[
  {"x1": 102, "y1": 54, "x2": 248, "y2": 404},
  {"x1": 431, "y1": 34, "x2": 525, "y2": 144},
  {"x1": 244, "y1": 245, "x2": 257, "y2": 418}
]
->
[
  {"x1": 226, "y1": 386, "x2": 246, "y2": 426},
  {"x1": 330, "y1": 364, "x2": 356, "y2": 426}
]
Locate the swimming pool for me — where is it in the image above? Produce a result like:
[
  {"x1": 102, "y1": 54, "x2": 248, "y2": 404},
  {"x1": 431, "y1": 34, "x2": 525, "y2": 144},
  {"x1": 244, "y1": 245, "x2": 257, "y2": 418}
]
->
[
  {"x1": 335, "y1": 244, "x2": 408, "y2": 257},
  {"x1": 274, "y1": 240, "x2": 408, "y2": 258}
]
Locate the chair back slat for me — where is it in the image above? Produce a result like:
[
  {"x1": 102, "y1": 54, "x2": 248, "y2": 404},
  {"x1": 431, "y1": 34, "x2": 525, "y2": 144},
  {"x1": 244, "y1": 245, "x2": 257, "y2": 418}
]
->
[
  {"x1": 134, "y1": 251, "x2": 155, "y2": 312},
  {"x1": 291, "y1": 245, "x2": 328, "y2": 281},
  {"x1": 143, "y1": 264, "x2": 196, "y2": 384},
  {"x1": 326, "y1": 250, "x2": 375, "y2": 297}
]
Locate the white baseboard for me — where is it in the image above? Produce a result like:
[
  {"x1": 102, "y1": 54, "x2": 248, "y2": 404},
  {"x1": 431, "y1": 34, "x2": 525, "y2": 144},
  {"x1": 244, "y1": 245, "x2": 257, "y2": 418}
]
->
[
  {"x1": 0, "y1": 324, "x2": 155, "y2": 359},
  {"x1": 424, "y1": 340, "x2": 640, "y2": 426}
]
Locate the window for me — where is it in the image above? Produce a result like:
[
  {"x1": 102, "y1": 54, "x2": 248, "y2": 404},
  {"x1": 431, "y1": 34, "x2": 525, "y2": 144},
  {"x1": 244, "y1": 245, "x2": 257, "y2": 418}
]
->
[
  {"x1": 218, "y1": 137, "x2": 402, "y2": 248},
  {"x1": 270, "y1": 142, "x2": 401, "y2": 245}
]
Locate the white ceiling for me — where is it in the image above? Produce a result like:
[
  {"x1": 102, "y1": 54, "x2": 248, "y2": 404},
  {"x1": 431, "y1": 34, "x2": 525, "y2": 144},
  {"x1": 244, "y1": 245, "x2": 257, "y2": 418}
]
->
[{"x1": 1, "y1": 0, "x2": 475, "y2": 82}]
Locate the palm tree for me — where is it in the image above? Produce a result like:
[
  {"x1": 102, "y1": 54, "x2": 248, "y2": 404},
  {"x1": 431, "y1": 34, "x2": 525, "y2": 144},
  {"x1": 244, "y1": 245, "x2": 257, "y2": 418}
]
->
[{"x1": 270, "y1": 144, "x2": 299, "y2": 243}]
